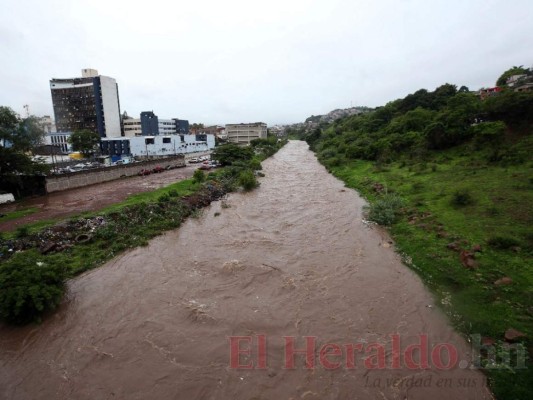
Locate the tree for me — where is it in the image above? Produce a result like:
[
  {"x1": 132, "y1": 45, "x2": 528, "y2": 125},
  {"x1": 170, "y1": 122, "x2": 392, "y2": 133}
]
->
[
  {"x1": 0, "y1": 106, "x2": 48, "y2": 174},
  {"x1": 211, "y1": 143, "x2": 254, "y2": 166},
  {"x1": 16, "y1": 116, "x2": 46, "y2": 154},
  {"x1": 0, "y1": 106, "x2": 19, "y2": 145},
  {"x1": 68, "y1": 129, "x2": 100, "y2": 157},
  {"x1": 496, "y1": 66, "x2": 528, "y2": 87},
  {"x1": 191, "y1": 123, "x2": 205, "y2": 130}
]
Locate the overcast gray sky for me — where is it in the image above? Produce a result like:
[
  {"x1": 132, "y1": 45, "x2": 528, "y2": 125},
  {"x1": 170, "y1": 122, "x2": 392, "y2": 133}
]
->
[{"x1": 1, "y1": 0, "x2": 532, "y2": 125}]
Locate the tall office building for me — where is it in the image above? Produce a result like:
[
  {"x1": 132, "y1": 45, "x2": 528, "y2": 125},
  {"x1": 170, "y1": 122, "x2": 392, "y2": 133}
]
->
[{"x1": 50, "y1": 69, "x2": 122, "y2": 138}]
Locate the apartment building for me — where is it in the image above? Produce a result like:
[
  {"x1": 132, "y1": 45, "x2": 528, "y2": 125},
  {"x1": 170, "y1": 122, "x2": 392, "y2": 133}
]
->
[{"x1": 225, "y1": 122, "x2": 267, "y2": 145}]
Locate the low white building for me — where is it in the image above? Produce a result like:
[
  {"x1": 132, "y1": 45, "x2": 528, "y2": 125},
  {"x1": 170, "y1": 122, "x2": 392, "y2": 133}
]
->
[
  {"x1": 44, "y1": 132, "x2": 72, "y2": 153},
  {"x1": 100, "y1": 134, "x2": 215, "y2": 158}
]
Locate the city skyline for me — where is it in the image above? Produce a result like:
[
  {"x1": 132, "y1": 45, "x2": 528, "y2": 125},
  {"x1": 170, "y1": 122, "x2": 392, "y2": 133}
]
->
[{"x1": 1, "y1": 0, "x2": 532, "y2": 125}]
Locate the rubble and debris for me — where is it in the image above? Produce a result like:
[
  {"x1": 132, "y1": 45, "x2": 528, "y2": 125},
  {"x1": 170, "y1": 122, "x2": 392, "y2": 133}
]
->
[
  {"x1": 0, "y1": 216, "x2": 107, "y2": 260},
  {"x1": 494, "y1": 277, "x2": 513, "y2": 286},
  {"x1": 460, "y1": 250, "x2": 478, "y2": 269},
  {"x1": 504, "y1": 328, "x2": 526, "y2": 342}
]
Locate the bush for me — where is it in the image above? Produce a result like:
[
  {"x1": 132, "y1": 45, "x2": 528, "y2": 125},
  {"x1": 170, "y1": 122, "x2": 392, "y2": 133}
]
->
[
  {"x1": 487, "y1": 236, "x2": 520, "y2": 250},
  {"x1": 451, "y1": 189, "x2": 474, "y2": 206},
  {"x1": 249, "y1": 158, "x2": 262, "y2": 170},
  {"x1": 193, "y1": 169, "x2": 206, "y2": 183},
  {"x1": 471, "y1": 121, "x2": 506, "y2": 146},
  {"x1": 364, "y1": 194, "x2": 405, "y2": 226},
  {"x1": 0, "y1": 250, "x2": 66, "y2": 324},
  {"x1": 15, "y1": 226, "x2": 30, "y2": 238},
  {"x1": 158, "y1": 193, "x2": 170, "y2": 203},
  {"x1": 238, "y1": 170, "x2": 259, "y2": 191}
]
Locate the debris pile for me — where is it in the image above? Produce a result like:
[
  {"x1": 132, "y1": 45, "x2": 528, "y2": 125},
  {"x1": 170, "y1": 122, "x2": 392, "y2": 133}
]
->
[{"x1": 0, "y1": 216, "x2": 106, "y2": 260}]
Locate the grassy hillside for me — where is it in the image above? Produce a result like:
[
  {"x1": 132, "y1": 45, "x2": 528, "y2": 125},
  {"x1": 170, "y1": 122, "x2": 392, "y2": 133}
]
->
[{"x1": 302, "y1": 76, "x2": 533, "y2": 399}]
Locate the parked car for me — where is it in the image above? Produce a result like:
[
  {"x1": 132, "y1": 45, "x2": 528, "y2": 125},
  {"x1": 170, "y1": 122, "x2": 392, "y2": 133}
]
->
[
  {"x1": 152, "y1": 165, "x2": 164, "y2": 173},
  {"x1": 138, "y1": 169, "x2": 152, "y2": 176},
  {"x1": 188, "y1": 158, "x2": 200, "y2": 164}
]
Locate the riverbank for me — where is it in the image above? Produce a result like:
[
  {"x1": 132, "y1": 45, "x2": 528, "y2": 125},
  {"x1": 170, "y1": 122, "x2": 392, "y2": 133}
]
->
[
  {"x1": 324, "y1": 145, "x2": 532, "y2": 399},
  {"x1": 0, "y1": 163, "x2": 199, "y2": 231},
  {"x1": 0, "y1": 139, "x2": 287, "y2": 324}
]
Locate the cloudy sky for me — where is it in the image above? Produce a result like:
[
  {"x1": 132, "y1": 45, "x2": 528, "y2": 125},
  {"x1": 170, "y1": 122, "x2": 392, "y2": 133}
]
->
[{"x1": 1, "y1": 0, "x2": 532, "y2": 125}]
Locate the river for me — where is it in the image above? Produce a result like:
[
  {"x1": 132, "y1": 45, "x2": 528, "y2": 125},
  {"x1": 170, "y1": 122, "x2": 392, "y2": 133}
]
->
[{"x1": 0, "y1": 141, "x2": 492, "y2": 399}]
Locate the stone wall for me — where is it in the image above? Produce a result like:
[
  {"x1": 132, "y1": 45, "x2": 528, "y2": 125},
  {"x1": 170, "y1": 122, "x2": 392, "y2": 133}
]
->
[{"x1": 46, "y1": 156, "x2": 185, "y2": 193}]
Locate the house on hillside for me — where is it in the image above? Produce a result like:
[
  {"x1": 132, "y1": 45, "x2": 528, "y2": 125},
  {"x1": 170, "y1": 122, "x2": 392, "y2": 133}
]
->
[{"x1": 478, "y1": 87, "x2": 502, "y2": 100}]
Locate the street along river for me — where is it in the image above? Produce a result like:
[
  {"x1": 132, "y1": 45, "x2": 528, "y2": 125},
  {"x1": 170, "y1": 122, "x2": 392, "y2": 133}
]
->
[{"x1": 0, "y1": 141, "x2": 493, "y2": 399}]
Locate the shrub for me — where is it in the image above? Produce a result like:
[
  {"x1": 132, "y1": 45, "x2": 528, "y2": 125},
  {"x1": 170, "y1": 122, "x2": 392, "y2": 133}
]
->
[
  {"x1": 364, "y1": 194, "x2": 405, "y2": 226},
  {"x1": 0, "y1": 250, "x2": 66, "y2": 324},
  {"x1": 238, "y1": 170, "x2": 259, "y2": 191},
  {"x1": 193, "y1": 169, "x2": 206, "y2": 183},
  {"x1": 15, "y1": 226, "x2": 30, "y2": 238},
  {"x1": 471, "y1": 121, "x2": 506, "y2": 149},
  {"x1": 249, "y1": 159, "x2": 262, "y2": 170},
  {"x1": 487, "y1": 236, "x2": 520, "y2": 250},
  {"x1": 158, "y1": 193, "x2": 170, "y2": 203},
  {"x1": 451, "y1": 189, "x2": 474, "y2": 206}
]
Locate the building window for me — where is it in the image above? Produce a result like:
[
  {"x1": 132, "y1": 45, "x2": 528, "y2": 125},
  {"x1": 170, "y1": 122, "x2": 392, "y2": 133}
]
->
[
  {"x1": 163, "y1": 137, "x2": 171, "y2": 144},
  {"x1": 145, "y1": 138, "x2": 154, "y2": 145}
]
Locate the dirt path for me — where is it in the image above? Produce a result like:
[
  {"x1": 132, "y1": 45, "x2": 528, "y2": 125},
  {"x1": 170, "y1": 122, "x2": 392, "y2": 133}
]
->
[
  {"x1": 0, "y1": 141, "x2": 493, "y2": 399},
  {"x1": 0, "y1": 166, "x2": 198, "y2": 231}
]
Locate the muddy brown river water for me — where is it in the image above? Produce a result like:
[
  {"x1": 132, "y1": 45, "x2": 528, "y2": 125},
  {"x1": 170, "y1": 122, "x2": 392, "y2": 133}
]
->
[{"x1": 0, "y1": 141, "x2": 493, "y2": 399}]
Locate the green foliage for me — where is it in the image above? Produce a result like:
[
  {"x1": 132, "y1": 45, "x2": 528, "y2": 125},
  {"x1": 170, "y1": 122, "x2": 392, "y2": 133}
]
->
[
  {"x1": 68, "y1": 129, "x2": 100, "y2": 157},
  {"x1": 483, "y1": 90, "x2": 533, "y2": 126},
  {"x1": 238, "y1": 169, "x2": 259, "y2": 191},
  {"x1": 364, "y1": 193, "x2": 405, "y2": 226},
  {"x1": 496, "y1": 66, "x2": 528, "y2": 86},
  {"x1": 192, "y1": 169, "x2": 206, "y2": 183},
  {"x1": 451, "y1": 189, "x2": 474, "y2": 207},
  {"x1": 304, "y1": 66, "x2": 533, "y2": 167},
  {"x1": 471, "y1": 121, "x2": 506, "y2": 145},
  {"x1": 0, "y1": 250, "x2": 66, "y2": 324},
  {"x1": 211, "y1": 143, "x2": 254, "y2": 166},
  {"x1": 0, "y1": 106, "x2": 48, "y2": 174},
  {"x1": 15, "y1": 226, "x2": 30, "y2": 238},
  {"x1": 327, "y1": 145, "x2": 533, "y2": 398},
  {"x1": 487, "y1": 236, "x2": 520, "y2": 250}
]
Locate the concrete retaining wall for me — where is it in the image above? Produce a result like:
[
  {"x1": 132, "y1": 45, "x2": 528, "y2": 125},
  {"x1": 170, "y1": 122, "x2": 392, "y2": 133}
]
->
[{"x1": 46, "y1": 156, "x2": 185, "y2": 193}]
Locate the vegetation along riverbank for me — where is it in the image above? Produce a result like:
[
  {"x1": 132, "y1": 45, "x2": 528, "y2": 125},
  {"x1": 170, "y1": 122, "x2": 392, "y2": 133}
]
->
[
  {"x1": 0, "y1": 137, "x2": 287, "y2": 325},
  {"x1": 298, "y1": 67, "x2": 532, "y2": 400}
]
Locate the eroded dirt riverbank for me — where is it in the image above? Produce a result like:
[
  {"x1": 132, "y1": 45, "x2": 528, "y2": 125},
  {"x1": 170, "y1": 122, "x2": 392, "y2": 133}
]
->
[
  {"x1": 0, "y1": 141, "x2": 492, "y2": 399},
  {"x1": 0, "y1": 166, "x2": 198, "y2": 231}
]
